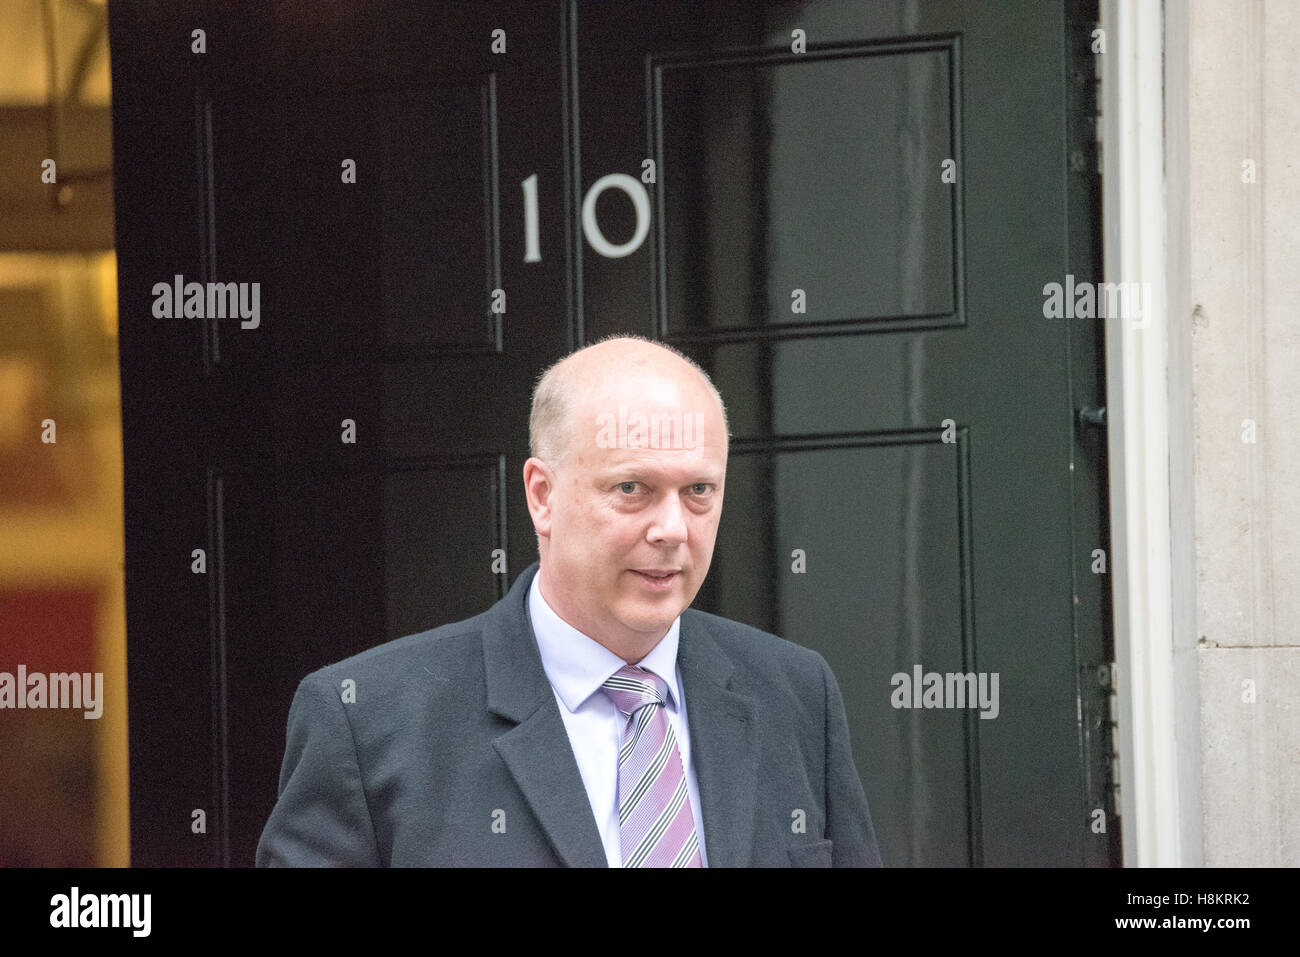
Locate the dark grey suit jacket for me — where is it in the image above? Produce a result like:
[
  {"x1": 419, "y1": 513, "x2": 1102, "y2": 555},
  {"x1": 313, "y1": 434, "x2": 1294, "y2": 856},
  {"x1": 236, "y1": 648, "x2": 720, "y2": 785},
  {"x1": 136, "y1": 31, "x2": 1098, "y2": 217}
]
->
[{"x1": 256, "y1": 562, "x2": 882, "y2": 866}]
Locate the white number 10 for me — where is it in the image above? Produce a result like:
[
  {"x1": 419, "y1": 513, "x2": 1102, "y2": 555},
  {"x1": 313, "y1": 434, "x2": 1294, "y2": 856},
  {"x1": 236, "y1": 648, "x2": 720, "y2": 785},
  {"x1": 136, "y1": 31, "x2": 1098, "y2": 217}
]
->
[{"x1": 521, "y1": 172, "x2": 651, "y2": 262}]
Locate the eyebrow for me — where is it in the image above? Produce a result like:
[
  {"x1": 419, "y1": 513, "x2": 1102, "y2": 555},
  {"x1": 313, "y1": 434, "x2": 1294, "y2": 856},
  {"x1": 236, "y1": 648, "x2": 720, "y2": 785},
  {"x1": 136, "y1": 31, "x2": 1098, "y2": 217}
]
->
[{"x1": 599, "y1": 468, "x2": 724, "y2": 484}]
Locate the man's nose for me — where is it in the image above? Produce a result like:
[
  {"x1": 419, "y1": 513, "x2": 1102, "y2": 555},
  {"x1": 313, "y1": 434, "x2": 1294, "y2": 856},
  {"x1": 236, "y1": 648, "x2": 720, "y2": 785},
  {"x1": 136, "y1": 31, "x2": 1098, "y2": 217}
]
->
[{"x1": 647, "y1": 493, "x2": 688, "y2": 546}]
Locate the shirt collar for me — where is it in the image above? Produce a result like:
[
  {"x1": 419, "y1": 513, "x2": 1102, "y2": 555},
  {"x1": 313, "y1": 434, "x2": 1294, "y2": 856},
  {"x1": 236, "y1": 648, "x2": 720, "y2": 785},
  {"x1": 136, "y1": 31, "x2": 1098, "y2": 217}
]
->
[{"x1": 527, "y1": 569, "x2": 682, "y2": 714}]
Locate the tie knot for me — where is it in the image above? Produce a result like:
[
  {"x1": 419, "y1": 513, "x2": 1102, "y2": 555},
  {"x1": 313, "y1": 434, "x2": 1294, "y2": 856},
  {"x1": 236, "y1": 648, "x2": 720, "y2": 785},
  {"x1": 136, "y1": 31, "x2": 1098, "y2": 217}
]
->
[{"x1": 601, "y1": 664, "x2": 666, "y2": 716}]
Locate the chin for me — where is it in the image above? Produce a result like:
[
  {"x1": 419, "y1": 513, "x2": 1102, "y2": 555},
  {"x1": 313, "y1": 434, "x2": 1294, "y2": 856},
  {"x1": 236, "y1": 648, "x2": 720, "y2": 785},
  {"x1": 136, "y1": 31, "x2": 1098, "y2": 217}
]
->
[{"x1": 618, "y1": 608, "x2": 678, "y2": 637}]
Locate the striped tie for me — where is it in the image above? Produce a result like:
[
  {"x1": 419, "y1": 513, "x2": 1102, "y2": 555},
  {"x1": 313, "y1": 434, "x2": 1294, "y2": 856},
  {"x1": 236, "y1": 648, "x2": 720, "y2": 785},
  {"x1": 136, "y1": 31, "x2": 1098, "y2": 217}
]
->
[{"x1": 600, "y1": 664, "x2": 703, "y2": 868}]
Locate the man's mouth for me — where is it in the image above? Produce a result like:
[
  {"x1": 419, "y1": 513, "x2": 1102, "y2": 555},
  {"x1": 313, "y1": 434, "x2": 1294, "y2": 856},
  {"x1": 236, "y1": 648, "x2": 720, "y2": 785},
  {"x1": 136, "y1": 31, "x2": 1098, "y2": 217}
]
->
[{"x1": 631, "y1": 569, "x2": 680, "y2": 587}]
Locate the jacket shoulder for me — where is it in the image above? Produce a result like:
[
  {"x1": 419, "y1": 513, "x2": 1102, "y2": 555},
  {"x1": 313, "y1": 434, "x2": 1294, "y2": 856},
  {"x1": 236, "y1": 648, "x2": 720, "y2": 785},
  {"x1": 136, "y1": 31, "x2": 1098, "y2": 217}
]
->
[
  {"x1": 681, "y1": 608, "x2": 829, "y2": 687},
  {"x1": 300, "y1": 609, "x2": 490, "y2": 688}
]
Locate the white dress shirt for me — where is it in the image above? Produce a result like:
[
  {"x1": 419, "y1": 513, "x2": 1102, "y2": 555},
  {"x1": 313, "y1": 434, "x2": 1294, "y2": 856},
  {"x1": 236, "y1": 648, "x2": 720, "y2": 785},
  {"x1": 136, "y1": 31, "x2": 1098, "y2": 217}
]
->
[{"x1": 526, "y1": 572, "x2": 709, "y2": 867}]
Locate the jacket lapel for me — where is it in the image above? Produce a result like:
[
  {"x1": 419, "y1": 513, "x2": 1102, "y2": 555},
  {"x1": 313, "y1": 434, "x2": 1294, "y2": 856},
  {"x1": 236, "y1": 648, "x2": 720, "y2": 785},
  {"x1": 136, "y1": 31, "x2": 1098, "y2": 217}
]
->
[
  {"x1": 481, "y1": 562, "x2": 759, "y2": 868},
  {"x1": 483, "y1": 563, "x2": 608, "y2": 867},
  {"x1": 678, "y1": 612, "x2": 758, "y2": 867}
]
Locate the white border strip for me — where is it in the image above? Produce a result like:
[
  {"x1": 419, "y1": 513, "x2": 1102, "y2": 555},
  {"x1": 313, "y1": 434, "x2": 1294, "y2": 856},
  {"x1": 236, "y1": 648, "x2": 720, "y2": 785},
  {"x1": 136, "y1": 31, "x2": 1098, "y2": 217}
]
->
[{"x1": 1101, "y1": 0, "x2": 1181, "y2": 866}]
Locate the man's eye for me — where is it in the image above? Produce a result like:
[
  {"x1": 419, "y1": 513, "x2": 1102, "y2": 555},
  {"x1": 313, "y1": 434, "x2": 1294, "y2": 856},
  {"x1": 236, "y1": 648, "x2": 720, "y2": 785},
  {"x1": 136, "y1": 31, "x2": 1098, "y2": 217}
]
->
[
  {"x1": 618, "y1": 482, "x2": 639, "y2": 494},
  {"x1": 691, "y1": 483, "x2": 711, "y2": 495}
]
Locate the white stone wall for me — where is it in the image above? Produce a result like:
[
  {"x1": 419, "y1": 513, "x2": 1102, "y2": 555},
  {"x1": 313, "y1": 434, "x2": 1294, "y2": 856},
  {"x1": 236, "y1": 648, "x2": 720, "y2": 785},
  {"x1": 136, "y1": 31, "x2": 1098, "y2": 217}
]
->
[{"x1": 1188, "y1": 0, "x2": 1300, "y2": 866}]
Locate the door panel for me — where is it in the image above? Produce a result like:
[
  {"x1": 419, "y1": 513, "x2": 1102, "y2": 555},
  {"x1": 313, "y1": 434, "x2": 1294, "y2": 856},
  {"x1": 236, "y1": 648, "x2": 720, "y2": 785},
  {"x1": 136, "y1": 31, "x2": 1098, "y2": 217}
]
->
[
  {"x1": 656, "y1": 40, "x2": 959, "y2": 335},
  {"x1": 715, "y1": 434, "x2": 974, "y2": 864}
]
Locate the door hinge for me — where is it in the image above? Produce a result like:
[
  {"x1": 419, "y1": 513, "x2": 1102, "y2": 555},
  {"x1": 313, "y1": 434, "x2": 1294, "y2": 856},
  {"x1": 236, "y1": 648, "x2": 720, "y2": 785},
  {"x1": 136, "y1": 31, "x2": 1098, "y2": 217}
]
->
[
  {"x1": 1099, "y1": 660, "x2": 1120, "y2": 819},
  {"x1": 1083, "y1": 660, "x2": 1121, "y2": 822}
]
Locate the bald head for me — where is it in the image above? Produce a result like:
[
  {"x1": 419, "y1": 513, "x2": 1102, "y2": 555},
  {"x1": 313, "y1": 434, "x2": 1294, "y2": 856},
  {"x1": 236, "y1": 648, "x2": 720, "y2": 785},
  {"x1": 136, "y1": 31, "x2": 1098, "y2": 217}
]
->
[
  {"x1": 529, "y1": 335, "x2": 729, "y2": 467},
  {"x1": 522, "y1": 335, "x2": 729, "y2": 659}
]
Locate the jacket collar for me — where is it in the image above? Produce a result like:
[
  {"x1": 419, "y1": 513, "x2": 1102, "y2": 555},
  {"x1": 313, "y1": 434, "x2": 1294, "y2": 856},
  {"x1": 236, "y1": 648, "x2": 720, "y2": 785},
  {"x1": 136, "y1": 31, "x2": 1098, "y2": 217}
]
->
[{"x1": 483, "y1": 561, "x2": 758, "y2": 867}]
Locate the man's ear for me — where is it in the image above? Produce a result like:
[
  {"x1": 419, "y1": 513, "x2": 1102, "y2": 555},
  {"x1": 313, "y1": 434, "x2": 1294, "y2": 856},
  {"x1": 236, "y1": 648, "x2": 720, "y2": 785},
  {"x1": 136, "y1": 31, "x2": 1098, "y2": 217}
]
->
[{"x1": 523, "y1": 457, "x2": 554, "y2": 538}]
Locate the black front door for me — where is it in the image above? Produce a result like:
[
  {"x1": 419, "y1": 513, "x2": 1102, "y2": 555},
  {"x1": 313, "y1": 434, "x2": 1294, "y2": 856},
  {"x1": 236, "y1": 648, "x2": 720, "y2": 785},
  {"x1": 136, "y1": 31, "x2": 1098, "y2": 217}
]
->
[{"x1": 111, "y1": 0, "x2": 1113, "y2": 866}]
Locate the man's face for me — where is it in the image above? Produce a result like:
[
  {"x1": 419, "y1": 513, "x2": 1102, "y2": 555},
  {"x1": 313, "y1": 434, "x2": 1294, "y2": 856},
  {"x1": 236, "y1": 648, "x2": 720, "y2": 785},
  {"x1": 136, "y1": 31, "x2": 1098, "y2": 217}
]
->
[{"x1": 530, "y1": 375, "x2": 727, "y2": 650}]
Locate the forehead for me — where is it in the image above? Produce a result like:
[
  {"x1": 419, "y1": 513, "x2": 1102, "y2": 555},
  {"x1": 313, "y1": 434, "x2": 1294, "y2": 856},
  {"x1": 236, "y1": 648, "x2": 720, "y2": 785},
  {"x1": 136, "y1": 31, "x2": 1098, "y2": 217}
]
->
[
  {"x1": 574, "y1": 394, "x2": 727, "y2": 480},
  {"x1": 588, "y1": 441, "x2": 727, "y2": 480}
]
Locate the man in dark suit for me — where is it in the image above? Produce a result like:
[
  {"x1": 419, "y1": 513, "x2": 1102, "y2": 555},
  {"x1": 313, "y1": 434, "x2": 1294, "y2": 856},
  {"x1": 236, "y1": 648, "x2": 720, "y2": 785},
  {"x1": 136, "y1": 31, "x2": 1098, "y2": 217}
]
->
[{"x1": 257, "y1": 335, "x2": 881, "y2": 867}]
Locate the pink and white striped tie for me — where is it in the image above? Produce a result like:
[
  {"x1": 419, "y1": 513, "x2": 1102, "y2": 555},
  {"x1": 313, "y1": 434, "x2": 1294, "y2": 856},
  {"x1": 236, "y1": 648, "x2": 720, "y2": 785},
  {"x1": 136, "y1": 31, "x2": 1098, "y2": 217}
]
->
[{"x1": 600, "y1": 664, "x2": 703, "y2": 868}]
